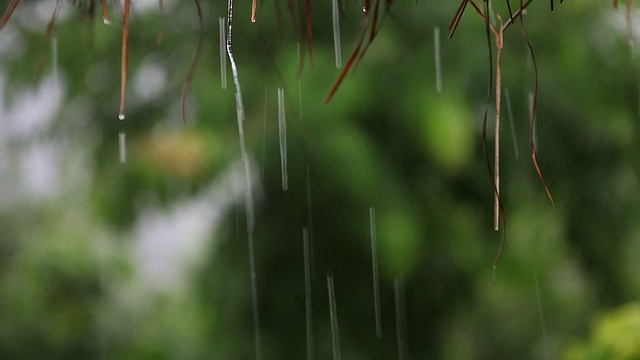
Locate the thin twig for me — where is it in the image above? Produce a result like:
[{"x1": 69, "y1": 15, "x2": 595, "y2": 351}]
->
[
  {"x1": 181, "y1": 0, "x2": 205, "y2": 124},
  {"x1": 520, "y1": 0, "x2": 555, "y2": 206},
  {"x1": 119, "y1": 0, "x2": 131, "y2": 120}
]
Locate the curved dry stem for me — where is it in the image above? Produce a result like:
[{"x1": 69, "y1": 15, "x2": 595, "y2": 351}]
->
[
  {"x1": 520, "y1": 2, "x2": 555, "y2": 206},
  {"x1": 101, "y1": 0, "x2": 111, "y2": 25},
  {"x1": 156, "y1": 0, "x2": 164, "y2": 44},
  {"x1": 477, "y1": 0, "x2": 507, "y2": 270},
  {"x1": 324, "y1": 29, "x2": 367, "y2": 104},
  {"x1": 326, "y1": 0, "x2": 388, "y2": 104},
  {"x1": 357, "y1": 0, "x2": 390, "y2": 66},
  {"x1": 448, "y1": 0, "x2": 469, "y2": 38},
  {"x1": 0, "y1": 0, "x2": 21, "y2": 33},
  {"x1": 502, "y1": 0, "x2": 532, "y2": 31},
  {"x1": 36, "y1": 0, "x2": 64, "y2": 83},
  {"x1": 494, "y1": 20, "x2": 504, "y2": 231},
  {"x1": 627, "y1": 0, "x2": 634, "y2": 45},
  {"x1": 305, "y1": 0, "x2": 314, "y2": 70},
  {"x1": 181, "y1": 0, "x2": 205, "y2": 124},
  {"x1": 252, "y1": 0, "x2": 257, "y2": 22},
  {"x1": 119, "y1": 0, "x2": 131, "y2": 120}
]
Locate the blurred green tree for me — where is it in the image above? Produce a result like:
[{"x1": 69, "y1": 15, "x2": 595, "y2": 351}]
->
[{"x1": 0, "y1": 1, "x2": 638, "y2": 359}]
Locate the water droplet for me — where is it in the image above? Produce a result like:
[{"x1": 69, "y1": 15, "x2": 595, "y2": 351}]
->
[
  {"x1": 103, "y1": 17, "x2": 111, "y2": 25},
  {"x1": 118, "y1": 113, "x2": 125, "y2": 121}
]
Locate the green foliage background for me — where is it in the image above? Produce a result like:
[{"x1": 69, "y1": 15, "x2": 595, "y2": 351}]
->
[{"x1": 0, "y1": 0, "x2": 639, "y2": 358}]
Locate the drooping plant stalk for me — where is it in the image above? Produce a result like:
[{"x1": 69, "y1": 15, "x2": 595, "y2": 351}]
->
[
  {"x1": 100, "y1": 0, "x2": 111, "y2": 25},
  {"x1": 119, "y1": 0, "x2": 131, "y2": 121},
  {"x1": 0, "y1": 0, "x2": 21, "y2": 33},
  {"x1": 252, "y1": 0, "x2": 257, "y2": 23},
  {"x1": 305, "y1": 0, "x2": 314, "y2": 70},
  {"x1": 325, "y1": 0, "x2": 391, "y2": 104},
  {"x1": 181, "y1": 0, "x2": 204, "y2": 124},
  {"x1": 494, "y1": 20, "x2": 504, "y2": 232},
  {"x1": 520, "y1": 0, "x2": 555, "y2": 206},
  {"x1": 156, "y1": 0, "x2": 164, "y2": 44},
  {"x1": 627, "y1": 0, "x2": 634, "y2": 45}
]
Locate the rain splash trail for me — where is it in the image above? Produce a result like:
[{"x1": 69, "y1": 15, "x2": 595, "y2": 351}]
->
[{"x1": 226, "y1": 0, "x2": 261, "y2": 358}]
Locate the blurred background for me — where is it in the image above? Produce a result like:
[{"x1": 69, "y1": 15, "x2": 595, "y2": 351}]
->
[{"x1": 1, "y1": 0, "x2": 639, "y2": 358}]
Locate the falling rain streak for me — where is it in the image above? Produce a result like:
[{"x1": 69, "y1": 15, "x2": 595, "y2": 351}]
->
[
  {"x1": 306, "y1": 166, "x2": 315, "y2": 279},
  {"x1": 535, "y1": 275, "x2": 551, "y2": 360},
  {"x1": 219, "y1": 17, "x2": 227, "y2": 90},
  {"x1": 52, "y1": 36, "x2": 58, "y2": 81},
  {"x1": 505, "y1": 88, "x2": 519, "y2": 159},
  {"x1": 332, "y1": 0, "x2": 342, "y2": 68},
  {"x1": 118, "y1": 132, "x2": 126, "y2": 164},
  {"x1": 303, "y1": 228, "x2": 314, "y2": 360},
  {"x1": 226, "y1": 0, "x2": 261, "y2": 357},
  {"x1": 434, "y1": 26, "x2": 442, "y2": 93},
  {"x1": 278, "y1": 87, "x2": 288, "y2": 191},
  {"x1": 369, "y1": 207, "x2": 382, "y2": 338},
  {"x1": 395, "y1": 277, "x2": 407, "y2": 360},
  {"x1": 297, "y1": 42, "x2": 304, "y2": 121},
  {"x1": 327, "y1": 275, "x2": 341, "y2": 360},
  {"x1": 262, "y1": 86, "x2": 268, "y2": 179}
]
